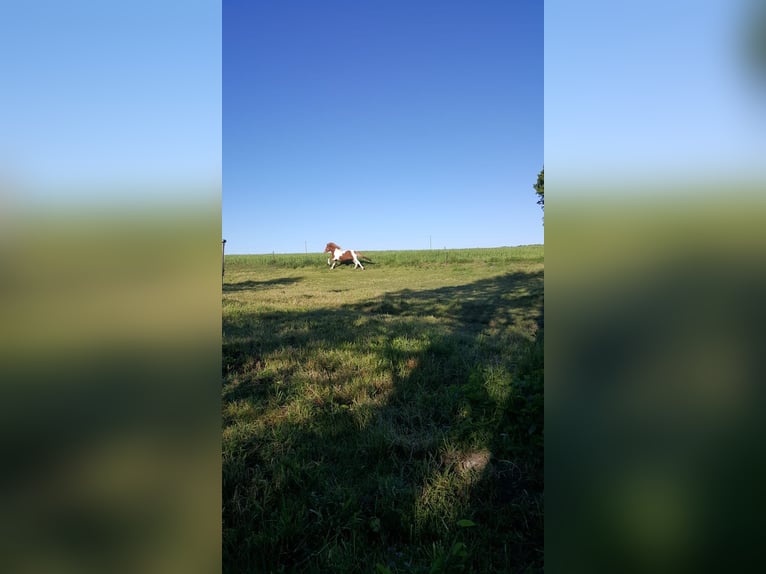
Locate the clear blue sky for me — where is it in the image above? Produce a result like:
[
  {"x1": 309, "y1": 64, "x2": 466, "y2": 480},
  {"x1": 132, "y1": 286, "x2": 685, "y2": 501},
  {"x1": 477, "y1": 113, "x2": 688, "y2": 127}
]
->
[
  {"x1": 546, "y1": 0, "x2": 766, "y2": 189},
  {"x1": 2, "y1": 1, "x2": 221, "y2": 203},
  {"x1": 5, "y1": 1, "x2": 763, "y2": 229},
  {"x1": 223, "y1": 0, "x2": 543, "y2": 254}
]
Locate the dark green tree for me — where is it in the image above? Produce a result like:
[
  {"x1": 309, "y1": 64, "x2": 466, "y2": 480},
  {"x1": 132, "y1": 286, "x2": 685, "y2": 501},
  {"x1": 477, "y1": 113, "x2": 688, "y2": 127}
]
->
[
  {"x1": 533, "y1": 168, "x2": 544, "y2": 211},
  {"x1": 743, "y1": 1, "x2": 766, "y2": 85}
]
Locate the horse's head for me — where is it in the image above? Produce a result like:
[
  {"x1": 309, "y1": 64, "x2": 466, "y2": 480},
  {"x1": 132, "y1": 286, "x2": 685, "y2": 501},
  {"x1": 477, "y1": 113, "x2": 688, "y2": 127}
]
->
[{"x1": 324, "y1": 242, "x2": 339, "y2": 254}]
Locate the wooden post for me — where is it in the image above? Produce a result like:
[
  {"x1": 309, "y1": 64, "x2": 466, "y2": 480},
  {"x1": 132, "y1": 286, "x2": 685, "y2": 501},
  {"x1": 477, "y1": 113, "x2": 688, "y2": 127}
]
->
[{"x1": 222, "y1": 239, "x2": 227, "y2": 284}]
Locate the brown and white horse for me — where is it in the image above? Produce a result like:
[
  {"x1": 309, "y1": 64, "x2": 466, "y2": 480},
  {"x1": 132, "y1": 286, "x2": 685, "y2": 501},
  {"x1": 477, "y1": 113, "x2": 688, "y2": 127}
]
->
[{"x1": 324, "y1": 242, "x2": 370, "y2": 270}]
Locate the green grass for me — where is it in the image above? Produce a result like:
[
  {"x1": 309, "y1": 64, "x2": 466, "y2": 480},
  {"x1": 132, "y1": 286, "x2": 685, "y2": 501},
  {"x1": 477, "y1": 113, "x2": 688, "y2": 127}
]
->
[
  {"x1": 222, "y1": 245, "x2": 543, "y2": 573},
  {"x1": 225, "y1": 245, "x2": 544, "y2": 269}
]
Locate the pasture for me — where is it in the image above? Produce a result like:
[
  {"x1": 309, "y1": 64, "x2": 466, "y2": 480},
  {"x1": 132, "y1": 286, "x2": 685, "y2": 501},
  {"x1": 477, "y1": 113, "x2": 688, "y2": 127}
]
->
[{"x1": 222, "y1": 246, "x2": 544, "y2": 573}]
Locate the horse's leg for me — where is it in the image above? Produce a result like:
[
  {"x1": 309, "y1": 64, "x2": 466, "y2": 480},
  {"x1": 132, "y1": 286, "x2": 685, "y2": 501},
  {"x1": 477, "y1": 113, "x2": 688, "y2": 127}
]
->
[{"x1": 352, "y1": 252, "x2": 364, "y2": 270}]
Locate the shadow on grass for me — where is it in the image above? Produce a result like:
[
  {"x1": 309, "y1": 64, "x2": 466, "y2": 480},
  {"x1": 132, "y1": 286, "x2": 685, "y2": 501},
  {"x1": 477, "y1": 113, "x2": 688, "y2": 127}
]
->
[
  {"x1": 223, "y1": 277, "x2": 303, "y2": 292},
  {"x1": 222, "y1": 270, "x2": 544, "y2": 573}
]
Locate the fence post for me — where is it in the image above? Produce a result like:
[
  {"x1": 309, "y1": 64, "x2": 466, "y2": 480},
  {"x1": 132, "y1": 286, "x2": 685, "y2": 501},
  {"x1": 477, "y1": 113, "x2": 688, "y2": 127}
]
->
[{"x1": 222, "y1": 239, "x2": 227, "y2": 284}]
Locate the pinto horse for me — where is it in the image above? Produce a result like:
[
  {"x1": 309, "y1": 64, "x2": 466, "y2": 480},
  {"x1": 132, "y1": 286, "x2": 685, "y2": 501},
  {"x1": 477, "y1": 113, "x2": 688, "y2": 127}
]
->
[{"x1": 324, "y1": 242, "x2": 371, "y2": 270}]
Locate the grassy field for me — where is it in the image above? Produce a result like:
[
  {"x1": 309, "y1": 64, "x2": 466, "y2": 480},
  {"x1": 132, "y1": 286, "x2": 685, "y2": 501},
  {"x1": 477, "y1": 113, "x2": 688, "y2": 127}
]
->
[{"x1": 222, "y1": 246, "x2": 544, "y2": 573}]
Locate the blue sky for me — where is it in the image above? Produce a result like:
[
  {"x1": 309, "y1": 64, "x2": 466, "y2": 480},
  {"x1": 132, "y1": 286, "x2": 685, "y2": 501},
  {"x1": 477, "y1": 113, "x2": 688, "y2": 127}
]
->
[
  {"x1": 6, "y1": 1, "x2": 760, "y2": 241},
  {"x1": 2, "y1": 1, "x2": 221, "y2": 203},
  {"x1": 546, "y1": 0, "x2": 766, "y2": 189},
  {"x1": 223, "y1": 0, "x2": 543, "y2": 254}
]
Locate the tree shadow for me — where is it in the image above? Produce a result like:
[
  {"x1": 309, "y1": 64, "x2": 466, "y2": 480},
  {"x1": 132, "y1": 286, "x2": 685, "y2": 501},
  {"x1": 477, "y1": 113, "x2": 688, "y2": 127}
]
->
[
  {"x1": 223, "y1": 277, "x2": 303, "y2": 292},
  {"x1": 222, "y1": 270, "x2": 544, "y2": 572}
]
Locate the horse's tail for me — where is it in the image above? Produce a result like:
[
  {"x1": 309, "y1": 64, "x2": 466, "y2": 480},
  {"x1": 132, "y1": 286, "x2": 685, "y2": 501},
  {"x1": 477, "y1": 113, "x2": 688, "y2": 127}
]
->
[{"x1": 358, "y1": 252, "x2": 374, "y2": 263}]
